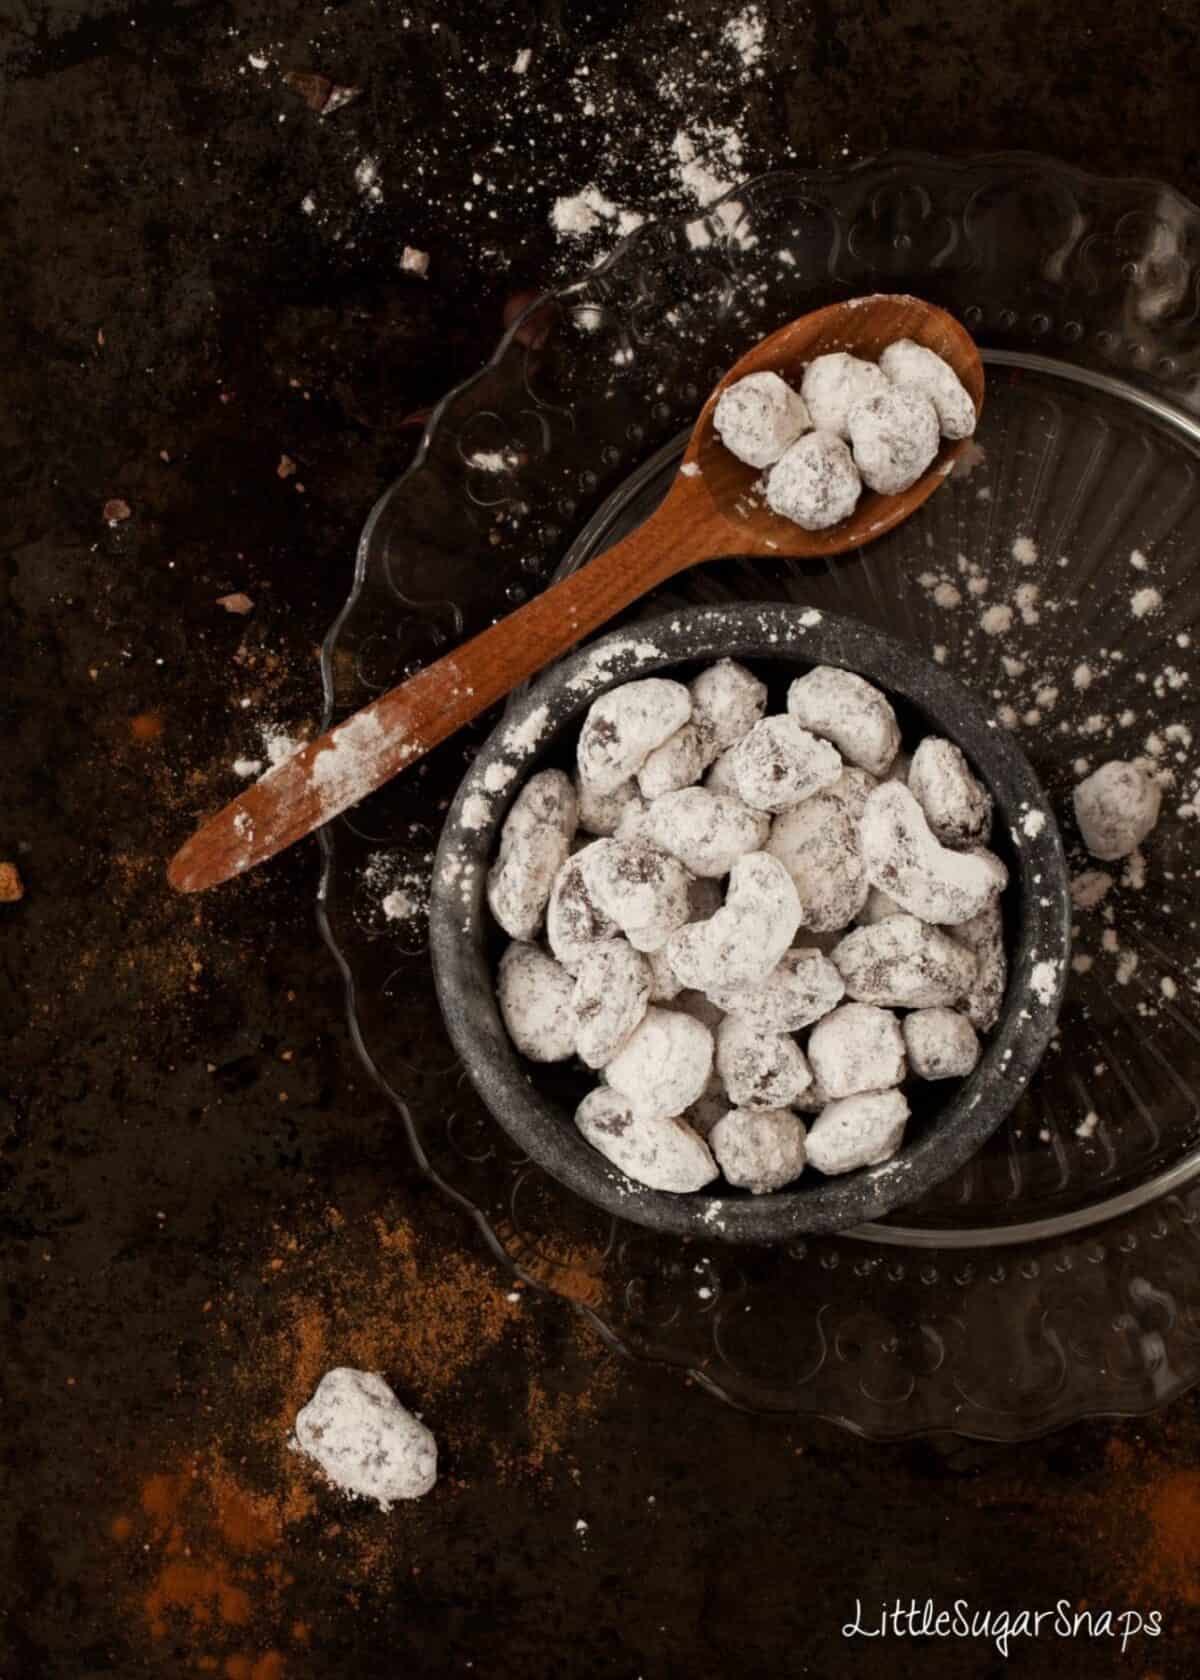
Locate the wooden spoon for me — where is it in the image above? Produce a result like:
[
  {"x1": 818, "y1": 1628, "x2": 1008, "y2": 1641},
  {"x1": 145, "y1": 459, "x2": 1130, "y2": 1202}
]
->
[{"x1": 169, "y1": 293, "x2": 982, "y2": 892}]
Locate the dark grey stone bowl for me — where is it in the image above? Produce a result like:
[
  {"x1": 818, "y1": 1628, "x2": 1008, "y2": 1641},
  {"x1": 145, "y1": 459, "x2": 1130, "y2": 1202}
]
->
[{"x1": 429, "y1": 605, "x2": 1071, "y2": 1243}]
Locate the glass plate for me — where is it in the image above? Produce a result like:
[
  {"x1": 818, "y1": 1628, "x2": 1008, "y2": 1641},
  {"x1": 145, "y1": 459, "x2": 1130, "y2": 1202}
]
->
[{"x1": 318, "y1": 153, "x2": 1200, "y2": 1436}]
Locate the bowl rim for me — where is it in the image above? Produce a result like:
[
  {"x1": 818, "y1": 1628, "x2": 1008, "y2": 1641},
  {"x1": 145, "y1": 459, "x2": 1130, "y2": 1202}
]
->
[{"x1": 428, "y1": 603, "x2": 1072, "y2": 1243}]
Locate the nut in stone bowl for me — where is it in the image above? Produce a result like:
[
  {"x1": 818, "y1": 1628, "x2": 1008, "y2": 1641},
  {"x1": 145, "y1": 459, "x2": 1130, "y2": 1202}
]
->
[{"x1": 429, "y1": 605, "x2": 1071, "y2": 1242}]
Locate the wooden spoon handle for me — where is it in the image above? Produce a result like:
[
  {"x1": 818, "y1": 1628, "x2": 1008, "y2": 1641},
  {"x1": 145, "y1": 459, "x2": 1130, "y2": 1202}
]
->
[{"x1": 168, "y1": 493, "x2": 716, "y2": 891}]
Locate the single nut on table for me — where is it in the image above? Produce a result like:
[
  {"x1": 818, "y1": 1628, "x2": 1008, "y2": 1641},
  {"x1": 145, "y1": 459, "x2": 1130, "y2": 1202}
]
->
[
  {"x1": 879, "y1": 338, "x2": 977, "y2": 440},
  {"x1": 766, "y1": 790, "x2": 869, "y2": 932},
  {"x1": 945, "y1": 901, "x2": 1006, "y2": 1032},
  {"x1": 713, "y1": 371, "x2": 811, "y2": 469},
  {"x1": 903, "y1": 1008, "x2": 980, "y2": 1080},
  {"x1": 577, "y1": 677, "x2": 692, "y2": 794},
  {"x1": 709, "y1": 1107, "x2": 808, "y2": 1194},
  {"x1": 765, "y1": 431, "x2": 862, "y2": 530},
  {"x1": 582, "y1": 838, "x2": 692, "y2": 953},
  {"x1": 636, "y1": 722, "x2": 711, "y2": 799},
  {"x1": 572, "y1": 939, "x2": 652, "y2": 1068},
  {"x1": 497, "y1": 943, "x2": 578, "y2": 1062},
  {"x1": 575, "y1": 773, "x2": 645, "y2": 838},
  {"x1": 846, "y1": 386, "x2": 940, "y2": 495},
  {"x1": 729, "y1": 715, "x2": 843, "y2": 814},
  {"x1": 294, "y1": 1368, "x2": 437, "y2": 1506},
  {"x1": 706, "y1": 945, "x2": 845, "y2": 1032},
  {"x1": 575, "y1": 1087, "x2": 718, "y2": 1192},
  {"x1": 806, "y1": 1088, "x2": 909, "y2": 1176},
  {"x1": 860, "y1": 782, "x2": 1007, "y2": 925},
  {"x1": 546, "y1": 848, "x2": 620, "y2": 971},
  {"x1": 1073, "y1": 760, "x2": 1162, "y2": 861},
  {"x1": 833, "y1": 913, "x2": 977, "y2": 1009},
  {"x1": 786, "y1": 666, "x2": 901, "y2": 778},
  {"x1": 689, "y1": 658, "x2": 768, "y2": 753},
  {"x1": 907, "y1": 737, "x2": 993, "y2": 849},
  {"x1": 807, "y1": 1002, "x2": 906, "y2": 1100},
  {"x1": 715, "y1": 1014, "x2": 813, "y2": 1110},
  {"x1": 800, "y1": 352, "x2": 888, "y2": 439},
  {"x1": 666, "y1": 851, "x2": 803, "y2": 991},
  {"x1": 486, "y1": 768, "x2": 578, "y2": 940},
  {"x1": 642, "y1": 786, "x2": 769, "y2": 877},
  {"x1": 604, "y1": 1005, "x2": 714, "y2": 1121}
]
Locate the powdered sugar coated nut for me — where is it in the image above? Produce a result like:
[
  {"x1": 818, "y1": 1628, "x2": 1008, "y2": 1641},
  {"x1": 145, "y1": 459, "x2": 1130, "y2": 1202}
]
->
[
  {"x1": 637, "y1": 722, "x2": 709, "y2": 799},
  {"x1": 800, "y1": 352, "x2": 888, "y2": 439},
  {"x1": 704, "y1": 746, "x2": 742, "y2": 796},
  {"x1": 833, "y1": 913, "x2": 977, "y2": 1008},
  {"x1": 709, "y1": 1107, "x2": 808, "y2": 1194},
  {"x1": 903, "y1": 1008, "x2": 980, "y2": 1079},
  {"x1": 666, "y1": 851, "x2": 802, "y2": 990},
  {"x1": 293, "y1": 1367, "x2": 437, "y2": 1507},
  {"x1": 603, "y1": 1005, "x2": 714, "y2": 1121},
  {"x1": 860, "y1": 782, "x2": 1006, "y2": 925},
  {"x1": 647, "y1": 943, "x2": 683, "y2": 1003},
  {"x1": 858, "y1": 885, "x2": 905, "y2": 925},
  {"x1": 576, "y1": 773, "x2": 646, "y2": 838},
  {"x1": 846, "y1": 385, "x2": 940, "y2": 494},
  {"x1": 497, "y1": 943, "x2": 578, "y2": 1061},
  {"x1": 575, "y1": 1087, "x2": 718, "y2": 1192},
  {"x1": 767, "y1": 791, "x2": 869, "y2": 932},
  {"x1": 765, "y1": 431, "x2": 862, "y2": 530},
  {"x1": 807, "y1": 1002, "x2": 906, "y2": 1100},
  {"x1": 572, "y1": 939, "x2": 652, "y2": 1068},
  {"x1": 805, "y1": 1088, "x2": 909, "y2": 1175},
  {"x1": 826, "y1": 765, "x2": 878, "y2": 823},
  {"x1": 1073, "y1": 760, "x2": 1162, "y2": 861},
  {"x1": 879, "y1": 339, "x2": 977, "y2": 440},
  {"x1": 645, "y1": 877, "x2": 720, "y2": 1002},
  {"x1": 715, "y1": 1015, "x2": 812, "y2": 1110},
  {"x1": 671, "y1": 987, "x2": 726, "y2": 1033},
  {"x1": 706, "y1": 945, "x2": 845, "y2": 1031},
  {"x1": 486, "y1": 769, "x2": 578, "y2": 940},
  {"x1": 787, "y1": 666, "x2": 901, "y2": 778},
  {"x1": 683, "y1": 1084, "x2": 730, "y2": 1140},
  {"x1": 948, "y1": 902, "x2": 1006, "y2": 1032},
  {"x1": 546, "y1": 846, "x2": 620, "y2": 971},
  {"x1": 713, "y1": 371, "x2": 811, "y2": 469},
  {"x1": 643, "y1": 787, "x2": 769, "y2": 877},
  {"x1": 730, "y1": 715, "x2": 843, "y2": 813},
  {"x1": 689, "y1": 659, "x2": 768, "y2": 752},
  {"x1": 907, "y1": 737, "x2": 993, "y2": 849},
  {"x1": 582, "y1": 837, "x2": 692, "y2": 952},
  {"x1": 577, "y1": 677, "x2": 692, "y2": 794}
]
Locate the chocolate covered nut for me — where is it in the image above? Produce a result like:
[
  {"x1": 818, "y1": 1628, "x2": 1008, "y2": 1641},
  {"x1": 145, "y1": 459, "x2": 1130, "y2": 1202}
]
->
[
  {"x1": 715, "y1": 1015, "x2": 812, "y2": 1110},
  {"x1": 583, "y1": 838, "x2": 693, "y2": 953},
  {"x1": 787, "y1": 666, "x2": 901, "y2": 778},
  {"x1": 709, "y1": 1107, "x2": 808, "y2": 1193},
  {"x1": 879, "y1": 338, "x2": 977, "y2": 439},
  {"x1": 497, "y1": 943, "x2": 578, "y2": 1061},
  {"x1": 575, "y1": 1088, "x2": 718, "y2": 1192},
  {"x1": 908, "y1": 737, "x2": 993, "y2": 849},
  {"x1": 832, "y1": 914, "x2": 977, "y2": 1008},
  {"x1": 705, "y1": 946, "x2": 845, "y2": 1031},
  {"x1": 486, "y1": 769, "x2": 578, "y2": 940},
  {"x1": 767, "y1": 790, "x2": 869, "y2": 932},
  {"x1": 903, "y1": 1008, "x2": 980, "y2": 1079},
  {"x1": 604, "y1": 1005, "x2": 715, "y2": 1121},
  {"x1": 642, "y1": 786, "x2": 770, "y2": 877},
  {"x1": 546, "y1": 846, "x2": 620, "y2": 972},
  {"x1": 730, "y1": 715, "x2": 843, "y2": 813},
  {"x1": 666, "y1": 851, "x2": 802, "y2": 990},
  {"x1": 860, "y1": 783, "x2": 1006, "y2": 925},
  {"x1": 572, "y1": 939, "x2": 652, "y2": 1068},
  {"x1": 1073, "y1": 760, "x2": 1162, "y2": 861},
  {"x1": 807, "y1": 1002, "x2": 906, "y2": 1100},
  {"x1": 806, "y1": 1089, "x2": 909, "y2": 1175},
  {"x1": 577, "y1": 677, "x2": 692, "y2": 794},
  {"x1": 689, "y1": 659, "x2": 769, "y2": 753}
]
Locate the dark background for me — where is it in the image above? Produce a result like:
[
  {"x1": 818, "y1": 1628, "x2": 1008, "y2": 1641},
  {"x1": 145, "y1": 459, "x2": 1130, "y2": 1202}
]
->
[{"x1": 4, "y1": 1, "x2": 1200, "y2": 1676}]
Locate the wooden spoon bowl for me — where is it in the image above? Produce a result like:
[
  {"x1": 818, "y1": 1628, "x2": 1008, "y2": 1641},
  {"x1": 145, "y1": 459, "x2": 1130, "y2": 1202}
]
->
[{"x1": 169, "y1": 293, "x2": 982, "y2": 892}]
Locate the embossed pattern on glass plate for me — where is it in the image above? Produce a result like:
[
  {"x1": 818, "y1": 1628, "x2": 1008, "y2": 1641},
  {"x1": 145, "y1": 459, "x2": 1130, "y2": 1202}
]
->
[{"x1": 318, "y1": 154, "x2": 1200, "y2": 1434}]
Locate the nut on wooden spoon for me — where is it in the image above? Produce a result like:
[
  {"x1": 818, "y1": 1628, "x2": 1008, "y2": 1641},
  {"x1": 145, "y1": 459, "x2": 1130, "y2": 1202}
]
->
[{"x1": 169, "y1": 293, "x2": 982, "y2": 892}]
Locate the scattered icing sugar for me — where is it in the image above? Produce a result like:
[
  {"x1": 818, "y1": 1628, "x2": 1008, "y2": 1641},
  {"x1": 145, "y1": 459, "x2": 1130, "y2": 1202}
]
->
[
  {"x1": 1030, "y1": 960, "x2": 1058, "y2": 1007},
  {"x1": 503, "y1": 704, "x2": 551, "y2": 756},
  {"x1": 1012, "y1": 535, "x2": 1038, "y2": 565},
  {"x1": 1131, "y1": 586, "x2": 1162, "y2": 618},
  {"x1": 980, "y1": 604, "x2": 1013, "y2": 636},
  {"x1": 233, "y1": 756, "x2": 263, "y2": 778},
  {"x1": 799, "y1": 609, "x2": 822, "y2": 627},
  {"x1": 483, "y1": 761, "x2": 517, "y2": 794},
  {"x1": 680, "y1": 461, "x2": 701, "y2": 477},
  {"x1": 513, "y1": 47, "x2": 532, "y2": 73},
  {"x1": 1130, "y1": 548, "x2": 1149, "y2": 571},
  {"x1": 1021, "y1": 809, "x2": 1046, "y2": 839},
  {"x1": 311, "y1": 710, "x2": 388, "y2": 806},
  {"x1": 722, "y1": 5, "x2": 765, "y2": 69},
  {"x1": 551, "y1": 184, "x2": 620, "y2": 237},
  {"x1": 1076, "y1": 1112, "x2": 1099, "y2": 1140},
  {"x1": 565, "y1": 639, "x2": 663, "y2": 693},
  {"x1": 461, "y1": 792, "x2": 492, "y2": 830}
]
